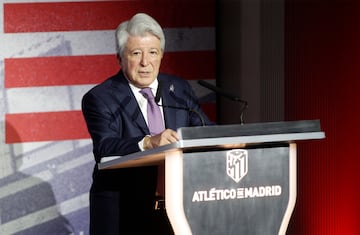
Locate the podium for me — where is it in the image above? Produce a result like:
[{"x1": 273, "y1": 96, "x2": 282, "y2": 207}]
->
[{"x1": 98, "y1": 120, "x2": 325, "y2": 235}]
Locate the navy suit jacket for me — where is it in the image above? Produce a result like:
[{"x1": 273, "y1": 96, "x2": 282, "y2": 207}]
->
[
  {"x1": 82, "y1": 70, "x2": 212, "y2": 233},
  {"x1": 82, "y1": 70, "x2": 212, "y2": 192}
]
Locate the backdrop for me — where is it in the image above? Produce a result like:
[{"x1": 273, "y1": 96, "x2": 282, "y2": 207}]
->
[
  {"x1": 0, "y1": 1, "x2": 215, "y2": 234},
  {"x1": 285, "y1": 1, "x2": 360, "y2": 234}
]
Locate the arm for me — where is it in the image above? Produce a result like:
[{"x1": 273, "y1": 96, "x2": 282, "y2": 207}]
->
[
  {"x1": 185, "y1": 84, "x2": 214, "y2": 126},
  {"x1": 81, "y1": 91, "x2": 142, "y2": 163}
]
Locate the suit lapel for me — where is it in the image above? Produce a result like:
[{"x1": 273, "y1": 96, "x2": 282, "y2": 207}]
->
[
  {"x1": 159, "y1": 77, "x2": 178, "y2": 130},
  {"x1": 110, "y1": 72, "x2": 149, "y2": 134}
]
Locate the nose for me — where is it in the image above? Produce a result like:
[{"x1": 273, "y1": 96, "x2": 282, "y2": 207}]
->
[{"x1": 140, "y1": 53, "x2": 149, "y2": 66}]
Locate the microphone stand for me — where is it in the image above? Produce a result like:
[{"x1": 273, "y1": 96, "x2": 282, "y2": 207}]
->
[
  {"x1": 239, "y1": 101, "x2": 248, "y2": 125},
  {"x1": 158, "y1": 104, "x2": 206, "y2": 127},
  {"x1": 198, "y1": 80, "x2": 248, "y2": 125},
  {"x1": 155, "y1": 80, "x2": 206, "y2": 126}
]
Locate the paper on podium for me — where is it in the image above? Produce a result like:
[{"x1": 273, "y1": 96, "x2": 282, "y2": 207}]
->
[{"x1": 100, "y1": 156, "x2": 121, "y2": 163}]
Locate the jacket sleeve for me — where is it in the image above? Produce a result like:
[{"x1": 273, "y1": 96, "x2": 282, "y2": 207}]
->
[
  {"x1": 81, "y1": 91, "x2": 143, "y2": 163},
  {"x1": 184, "y1": 81, "x2": 214, "y2": 126}
]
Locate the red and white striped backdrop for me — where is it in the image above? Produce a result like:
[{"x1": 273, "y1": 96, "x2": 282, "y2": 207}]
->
[{"x1": 0, "y1": 0, "x2": 216, "y2": 234}]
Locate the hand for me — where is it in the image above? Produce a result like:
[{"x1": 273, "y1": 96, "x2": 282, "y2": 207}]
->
[{"x1": 144, "y1": 129, "x2": 179, "y2": 149}]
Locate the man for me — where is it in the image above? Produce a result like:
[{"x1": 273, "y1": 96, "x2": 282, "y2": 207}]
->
[{"x1": 82, "y1": 13, "x2": 212, "y2": 234}]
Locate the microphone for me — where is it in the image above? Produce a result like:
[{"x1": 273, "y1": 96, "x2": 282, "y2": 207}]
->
[
  {"x1": 155, "y1": 81, "x2": 206, "y2": 126},
  {"x1": 198, "y1": 80, "x2": 248, "y2": 124},
  {"x1": 198, "y1": 80, "x2": 247, "y2": 103}
]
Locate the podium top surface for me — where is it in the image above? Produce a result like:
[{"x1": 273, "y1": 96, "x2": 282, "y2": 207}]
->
[
  {"x1": 98, "y1": 120, "x2": 325, "y2": 170},
  {"x1": 178, "y1": 119, "x2": 321, "y2": 140}
]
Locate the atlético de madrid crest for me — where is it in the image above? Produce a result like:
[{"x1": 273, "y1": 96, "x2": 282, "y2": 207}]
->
[{"x1": 226, "y1": 149, "x2": 248, "y2": 183}]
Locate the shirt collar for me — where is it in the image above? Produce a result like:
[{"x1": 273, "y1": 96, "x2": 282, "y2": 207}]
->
[{"x1": 129, "y1": 79, "x2": 159, "y2": 95}]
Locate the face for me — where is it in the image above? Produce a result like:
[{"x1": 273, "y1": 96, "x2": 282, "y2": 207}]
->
[{"x1": 120, "y1": 34, "x2": 163, "y2": 88}]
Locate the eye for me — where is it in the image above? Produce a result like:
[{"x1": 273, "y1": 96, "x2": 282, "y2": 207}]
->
[
  {"x1": 149, "y1": 49, "x2": 159, "y2": 56},
  {"x1": 132, "y1": 51, "x2": 142, "y2": 56}
]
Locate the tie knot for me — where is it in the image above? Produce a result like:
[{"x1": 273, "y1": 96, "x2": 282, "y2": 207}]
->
[{"x1": 140, "y1": 88, "x2": 154, "y2": 100}]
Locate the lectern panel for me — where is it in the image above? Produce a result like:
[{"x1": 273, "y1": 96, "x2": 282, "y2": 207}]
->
[{"x1": 181, "y1": 146, "x2": 293, "y2": 235}]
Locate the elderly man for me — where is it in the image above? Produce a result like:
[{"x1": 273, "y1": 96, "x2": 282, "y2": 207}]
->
[{"x1": 82, "y1": 13, "x2": 212, "y2": 234}]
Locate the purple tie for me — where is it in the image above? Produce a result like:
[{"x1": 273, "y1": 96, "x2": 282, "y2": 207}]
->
[{"x1": 140, "y1": 87, "x2": 165, "y2": 135}]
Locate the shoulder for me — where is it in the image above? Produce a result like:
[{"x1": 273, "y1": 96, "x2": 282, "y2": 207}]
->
[
  {"x1": 158, "y1": 73, "x2": 191, "y2": 88},
  {"x1": 84, "y1": 71, "x2": 127, "y2": 97}
]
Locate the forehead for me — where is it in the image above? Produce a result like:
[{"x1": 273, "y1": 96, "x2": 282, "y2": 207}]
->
[{"x1": 125, "y1": 34, "x2": 161, "y2": 50}]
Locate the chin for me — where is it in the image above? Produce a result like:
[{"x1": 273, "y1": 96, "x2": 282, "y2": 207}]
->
[{"x1": 139, "y1": 77, "x2": 156, "y2": 85}]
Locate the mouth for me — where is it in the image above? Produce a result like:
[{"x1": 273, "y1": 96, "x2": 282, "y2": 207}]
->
[{"x1": 138, "y1": 71, "x2": 152, "y2": 77}]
